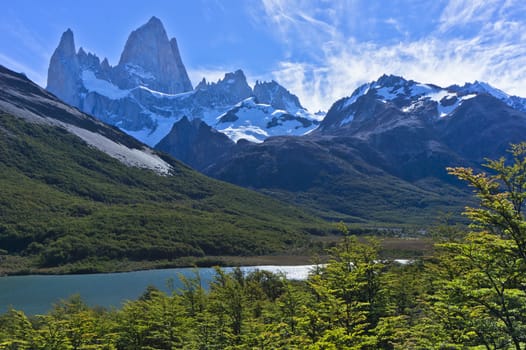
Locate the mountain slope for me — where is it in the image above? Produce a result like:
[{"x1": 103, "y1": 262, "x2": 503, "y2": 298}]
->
[
  {"x1": 205, "y1": 134, "x2": 469, "y2": 224},
  {"x1": 0, "y1": 65, "x2": 327, "y2": 273},
  {"x1": 155, "y1": 116, "x2": 235, "y2": 171},
  {"x1": 205, "y1": 75, "x2": 526, "y2": 225}
]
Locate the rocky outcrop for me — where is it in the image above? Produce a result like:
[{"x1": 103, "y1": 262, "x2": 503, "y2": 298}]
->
[
  {"x1": 155, "y1": 116, "x2": 235, "y2": 171},
  {"x1": 113, "y1": 16, "x2": 192, "y2": 94},
  {"x1": 194, "y1": 70, "x2": 252, "y2": 105},
  {"x1": 46, "y1": 29, "x2": 82, "y2": 106},
  {"x1": 253, "y1": 80, "x2": 304, "y2": 111}
]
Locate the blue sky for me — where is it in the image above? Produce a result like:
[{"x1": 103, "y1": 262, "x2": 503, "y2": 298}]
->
[{"x1": 1, "y1": 0, "x2": 525, "y2": 111}]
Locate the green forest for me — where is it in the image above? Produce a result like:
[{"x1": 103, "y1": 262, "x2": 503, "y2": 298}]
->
[
  {"x1": 0, "y1": 112, "x2": 329, "y2": 274},
  {"x1": 2, "y1": 144, "x2": 526, "y2": 349}
]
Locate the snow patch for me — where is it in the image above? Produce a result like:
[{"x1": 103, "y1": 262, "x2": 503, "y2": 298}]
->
[
  {"x1": 135, "y1": 85, "x2": 187, "y2": 99},
  {"x1": 410, "y1": 83, "x2": 434, "y2": 96},
  {"x1": 125, "y1": 63, "x2": 155, "y2": 80},
  {"x1": 467, "y1": 81, "x2": 509, "y2": 100},
  {"x1": 65, "y1": 124, "x2": 172, "y2": 175},
  {"x1": 214, "y1": 97, "x2": 318, "y2": 142},
  {"x1": 461, "y1": 94, "x2": 477, "y2": 100},
  {"x1": 340, "y1": 83, "x2": 371, "y2": 110},
  {"x1": 340, "y1": 113, "x2": 355, "y2": 126},
  {"x1": 123, "y1": 114, "x2": 180, "y2": 147},
  {"x1": 376, "y1": 86, "x2": 398, "y2": 101},
  {"x1": 218, "y1": 125, "x2": 267, "y2": 143},
  {"x1": 427, "y1": 90, "x2": 452, "y2": 102},
  {"x1": 437, "y1": 100, "x2": 460, "y2": 117},
  {"x1": 82, "y1": 70, "x2": 130, "y2": 99}
]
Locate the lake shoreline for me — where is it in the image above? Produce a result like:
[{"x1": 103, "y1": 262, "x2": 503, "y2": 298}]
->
[
  {"x1": 0, "y1": 254, "x2": 324, "y2": 277},
  {"x1": 1, "y1": 236, "x2": 432, "y2": 276}
]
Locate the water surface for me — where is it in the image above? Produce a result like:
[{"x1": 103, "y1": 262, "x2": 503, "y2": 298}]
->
[{"x1": 0, "y1": 265, "x2": 314, "y2": 315}]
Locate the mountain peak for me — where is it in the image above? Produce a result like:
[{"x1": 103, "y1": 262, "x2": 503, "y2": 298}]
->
[
  {"x1": 146, "y1": 16, "x2": 163, "y2": 27},
  {"x1": 213, "y1": 69, "x2": 252, "y2": 102},
  {"x1": 374, "y1": 74, "x2": 409, "y2": 88},
  {"x1": 223, "y1": 69, "x2": 247, "y2": 82},
  {"x1": 195, "y1": 77, "x2": 208, "y2": 90},
  {"x1": 46, "y1": 28, "x2": 81, "y2": 106},
  {"x1": 118, "y1": 17, "x2": 170, "y2": 67},
  {"x1": 56, "y1": 28, "x2": 76, "y2": 57},
  {"x1": 114, "y1": 17, "x2": 192, "y2": 93},
  {"x1": 253, "y1": 79, "x2": 304, "y2": 111},
  {"x1": 460, "y1": 80, "x2": 509, "y2": 100}
]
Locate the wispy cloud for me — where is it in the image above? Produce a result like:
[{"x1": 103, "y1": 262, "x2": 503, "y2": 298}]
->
[
  {"x1": 258, "y1": 0, "x2": 341, "y2": 56},
  {"x1": 0, "y1": 15, "x2": 52, "y2": 62},
  {"x1": 0, "y1": 53, "x2": 47, "y2": 86},
  {"x1": 256, "y1": 0, "x2": 526, "y2": 112},
  {"x1": 438, "y1": 0, "x2": 499, "y2": 32}
]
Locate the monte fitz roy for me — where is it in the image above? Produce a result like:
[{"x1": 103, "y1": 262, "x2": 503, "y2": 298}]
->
[
  {"x1": 45, "y1": 16, "x2": 526, "y2": 224},
  {"x1": 47, "y1": 16, "x2": 320, "y2": 148}
]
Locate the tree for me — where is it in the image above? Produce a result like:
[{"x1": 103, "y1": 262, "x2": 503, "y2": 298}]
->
[
  {"x1": 0, "y1": 308, "x2": 36, "y2": 350},
  {"x1": 448, "y1": 142, "x2": 526, "y2": 264},
  {"x1": 438, "y1": 143, "x2": 526, "y2": 349},
  {"x1": 303, "y1": 223, "x2": 385, "y2": 348}
]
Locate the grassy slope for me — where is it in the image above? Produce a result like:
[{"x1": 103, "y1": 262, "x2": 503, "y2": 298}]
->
[{"x1": 0, "y1": 113, "x2": 329, "y2": 272}]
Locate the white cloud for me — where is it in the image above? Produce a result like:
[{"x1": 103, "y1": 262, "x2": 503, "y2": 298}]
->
[
  {"x1": 438, "y1": 0, "x2": 499, "y2": 32},
  {"x1": 258, "y1": 0, "x2": 341, "y2": 55},
  {"x1": 272, "y1": 35, "x2": 526, "y2": 112},
  {"x1": 0, "y1": 53, "x2": 47, "y2": 87},
  {"x1": 260, "y1": 0, "x2": 526, "y2": 112}
]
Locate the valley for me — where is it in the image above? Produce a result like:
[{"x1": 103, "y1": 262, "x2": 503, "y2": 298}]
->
[
  {"x1": 42, "y1": 17, "x2": 526, "y2": 227},
  {"x1": 0, "y1": 66, "x2": 329, "y2": 274},
  {"x1": 2, "y1": 16, "x2": 526, "y2": 274},
  {"x1": 2, "y1": 3, "x2": 526, "y2": 347}
]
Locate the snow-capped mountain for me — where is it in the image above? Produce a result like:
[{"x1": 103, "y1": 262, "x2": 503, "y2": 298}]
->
[
  {"x1": 202, "y1": 74, "x2": 526, "y2": 224},
  {"x1": 320, "y1": 74, "x2": 526, "y2": 132},
  {"x1": 215, "y1": 97, "x2": 319, "y2": 143},
  {"x1": 46, "y1": 17, "x2": 318, "y2": 147}
]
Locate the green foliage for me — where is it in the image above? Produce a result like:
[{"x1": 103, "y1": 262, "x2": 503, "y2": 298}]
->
[
  {"x1": 0, "y1": 113, "x2": 328, "y2": 272},
  {"x1": 441, "y1": 143, "x2": 526, "y2": 349}
]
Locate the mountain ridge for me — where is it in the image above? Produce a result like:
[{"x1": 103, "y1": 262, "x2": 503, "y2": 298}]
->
[
  {"x1": 200, "y1": 75, "x2": 526, "y2": 224},
  {"x1": 46, "y1": 18, "x2": 319, "y2": 147}
]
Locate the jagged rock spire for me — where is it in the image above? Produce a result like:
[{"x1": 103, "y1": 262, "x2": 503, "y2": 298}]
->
[
  {"x1": 114, "y1": 16, "x2": 192, "y2": 93},
  {"x1": 46, "y1": 28, "x2": 81, "y2": 106}
]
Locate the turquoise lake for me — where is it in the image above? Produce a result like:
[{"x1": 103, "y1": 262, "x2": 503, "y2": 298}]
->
[{"x1": 0, "y1": 265, "x2": 313, "y2": 315}]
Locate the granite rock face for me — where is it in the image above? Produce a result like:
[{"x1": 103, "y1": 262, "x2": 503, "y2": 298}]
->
[
  {"x1": 113, "y1": 16, "x2": 192, "y2": 94},
  {"x1": 156, "y1": 116, "x2": 235, "y2": 171},
  {"x1": 46, "y1": 29, "x2": 81, "y2": 106},
  {"x1": 253, "y1": 80, "x2": 304, "y2": 111}
]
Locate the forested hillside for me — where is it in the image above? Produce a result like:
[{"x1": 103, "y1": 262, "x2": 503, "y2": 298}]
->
[{"x1": 0, "y1": 66, "x2": 328, "y2": 273}]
